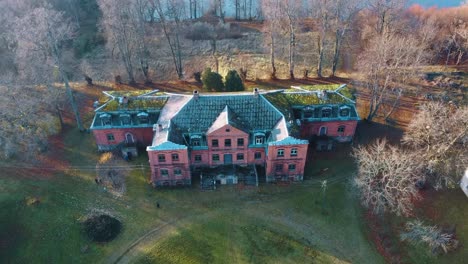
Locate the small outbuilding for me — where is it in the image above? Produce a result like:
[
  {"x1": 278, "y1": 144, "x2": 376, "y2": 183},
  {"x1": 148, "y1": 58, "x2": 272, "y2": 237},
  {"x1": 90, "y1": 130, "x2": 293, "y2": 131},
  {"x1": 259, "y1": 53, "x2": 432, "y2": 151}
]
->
[{"x1": 461, "y1": 169, "x2": 468, "y2": 198}]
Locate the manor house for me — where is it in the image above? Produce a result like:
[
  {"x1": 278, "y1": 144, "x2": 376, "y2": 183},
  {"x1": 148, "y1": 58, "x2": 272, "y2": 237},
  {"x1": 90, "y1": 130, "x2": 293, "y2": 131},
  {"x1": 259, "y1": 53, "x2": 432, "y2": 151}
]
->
[{"x1": 90, "y1": 85, "x2": 359, "y2": 187}]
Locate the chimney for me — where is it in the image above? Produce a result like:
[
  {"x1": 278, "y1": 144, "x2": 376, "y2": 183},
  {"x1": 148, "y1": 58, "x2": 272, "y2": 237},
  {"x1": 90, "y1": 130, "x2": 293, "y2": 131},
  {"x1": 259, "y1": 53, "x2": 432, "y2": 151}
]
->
[
  {"x1": 253, "y1": 88, "x2": 259, "y2": 98},
  {"x1": 193, "y1": 90, "x2": 199, "y2": 100},
  {"x1": 122, "y1": 96, "x2": 129, "y2": 105}
]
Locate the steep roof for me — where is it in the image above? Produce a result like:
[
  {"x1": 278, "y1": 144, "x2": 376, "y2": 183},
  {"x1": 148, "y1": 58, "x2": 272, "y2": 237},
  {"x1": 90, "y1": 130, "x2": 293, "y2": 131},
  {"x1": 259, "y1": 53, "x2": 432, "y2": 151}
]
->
[{"x1": 171, "y1": 94, "x2": 283, "y2": 134}]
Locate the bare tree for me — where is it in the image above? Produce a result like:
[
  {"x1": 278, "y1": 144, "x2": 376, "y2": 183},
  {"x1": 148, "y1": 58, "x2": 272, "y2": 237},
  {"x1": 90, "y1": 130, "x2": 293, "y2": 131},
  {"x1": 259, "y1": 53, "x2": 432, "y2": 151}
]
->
[
  {"x1": 261, "y1": 0, "x2": 281, "y2": 79},
  {"x1": 403, "y1": 102, "x2": 468, "y2": 190},
  {"x1": 310, "y1": 0, "x2": 332, "y2": 78},
  {"x1": 368, "y1": 0, "x2": 406, "y2": 35},
  {"x1": 353, "y1": 138, "x2": 423, "y2": 216},
  {"x1": 329, "y1": 0, "x2": 360, "y2": 77},
  {"x1": 150, "y1": 0, "x2": 185, "y2": 79},
  {"x1": 15, "y1": 5, "x2": 83, "y2": 131},
  {"x1": 280, "y1": 0, "x2": 301, "y2": 79},
  {"x1": 357, "y1": 27, "x2": 431, "y2": 121},
  {"x1": 99, "y1": 0, "x2": 138, "y2": 84}
]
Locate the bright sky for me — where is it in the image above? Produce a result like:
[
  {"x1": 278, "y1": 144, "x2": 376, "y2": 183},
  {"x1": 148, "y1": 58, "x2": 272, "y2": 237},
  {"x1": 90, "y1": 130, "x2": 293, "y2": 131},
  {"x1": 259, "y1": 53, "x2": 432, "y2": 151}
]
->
[{"x1": 410, "y1": 0, "x2": 463, "y2": 8}]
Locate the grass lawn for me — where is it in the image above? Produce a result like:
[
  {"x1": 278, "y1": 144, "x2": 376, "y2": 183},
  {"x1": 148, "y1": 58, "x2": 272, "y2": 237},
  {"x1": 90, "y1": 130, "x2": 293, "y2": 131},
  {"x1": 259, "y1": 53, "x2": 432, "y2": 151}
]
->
[
  {"x1": 0, "y1": 127, "x2": 383, "y2": 264},
  {"x1": 397, "y1": 189, "x2": 468, "y2": 264}
]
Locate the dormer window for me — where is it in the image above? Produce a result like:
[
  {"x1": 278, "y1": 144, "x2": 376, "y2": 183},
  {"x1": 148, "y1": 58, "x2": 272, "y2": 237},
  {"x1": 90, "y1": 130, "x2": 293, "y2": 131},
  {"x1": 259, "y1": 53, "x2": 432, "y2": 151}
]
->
[
  {"x1": 137, "y1": 112, "x2": 149, "y2": 124},
  {"x1": 339, "y1": 106, "x2": 350, "y2": 117},
  {"x1": 254, "y1": 132, "x2": 265, "y2": 145},
  {"x1": 100, "y1": 113, "x2": 111, "y2": 126},
  {"x1": 120, "y1": 113, "x2": 131, "y2": 125},
  {"x1": 321, "y1": 107, "x2": 332, "y2": 118},
  {"x1": 190, "y1": 135, "x2": 201, "y2": 146},
  {"x1": 303, "y1": 106, "x2": 314, "y2": 118}
]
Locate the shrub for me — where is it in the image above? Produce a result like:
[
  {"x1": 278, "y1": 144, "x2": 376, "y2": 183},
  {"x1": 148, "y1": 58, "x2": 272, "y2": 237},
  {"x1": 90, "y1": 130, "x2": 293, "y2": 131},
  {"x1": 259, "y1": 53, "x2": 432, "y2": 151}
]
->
[
  {"x1": 84, "y1": 214, "x2": 122, "y2": 242},
  {"x1": 201, "y1": 68, "x2": 224, "y2": 91},
  {"x1": 225, "y1": 70, "x2": 244, "y2": 91},
  {"x1": 193, "y1": 72, "x2": 202, "y2": 83},
  {"x1": 401, "y1": 220, "x2": 459, "y2": 255}
]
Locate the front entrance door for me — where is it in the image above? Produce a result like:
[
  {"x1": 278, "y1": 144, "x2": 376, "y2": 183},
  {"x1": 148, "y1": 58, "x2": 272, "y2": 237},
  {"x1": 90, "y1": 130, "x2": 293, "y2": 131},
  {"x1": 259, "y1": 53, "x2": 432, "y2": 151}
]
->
[
  {"x1": 224, "y1": 154, "x2": 232, "y2": 164},
  {"x1": 319, "y1": 126, "x2": 327, "y2": 136}
]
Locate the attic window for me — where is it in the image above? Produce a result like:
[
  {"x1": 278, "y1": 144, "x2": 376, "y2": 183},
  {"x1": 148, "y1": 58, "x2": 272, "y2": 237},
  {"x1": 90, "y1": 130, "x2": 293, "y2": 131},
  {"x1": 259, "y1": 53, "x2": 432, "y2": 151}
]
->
[
  {"x1": 339, "y1": 106, "x2": 350, "y2": 117},
  {"x1": 190, "y1": 135, "x2": 201, "y2": 146},
  {"x1": 254, "y1": 132, "x2": 265, "y2": 145},
  {"x1": 137, "y1": 112, "x2": 149, "y2": 124},
  {"x1": 303, "y1": 106, "x2": 314, "y2": 118},
  {"x1": 100, "y1": 113, "x2": 111, "y2": 126},
  {"x1": 120, "y1": 113, "x2": 131, "y2": 125},
  {"x1": 321, "y1": 107, "x2": 332, "y2": 118}
]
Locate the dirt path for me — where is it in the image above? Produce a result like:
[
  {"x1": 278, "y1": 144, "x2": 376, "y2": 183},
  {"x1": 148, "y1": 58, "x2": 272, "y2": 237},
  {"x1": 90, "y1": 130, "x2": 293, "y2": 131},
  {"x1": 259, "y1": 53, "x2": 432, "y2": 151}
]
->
[
  {"x1": 107, "y1": 218, "x2": 182, "y2": 264},
  {"x1": 107, "y1": 211, "x2": 217, "y2": 264}
]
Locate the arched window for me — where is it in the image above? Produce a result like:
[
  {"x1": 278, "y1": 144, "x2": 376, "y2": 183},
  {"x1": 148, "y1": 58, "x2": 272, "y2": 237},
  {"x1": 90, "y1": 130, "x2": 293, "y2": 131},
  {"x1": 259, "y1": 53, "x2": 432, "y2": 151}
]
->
[
  {"x1": 339, "y1": 106, "x2": 350, "y2": 117},
  {"x1": 254, "y1": 132, "x2": 265, "y2": 145},
  {"x1": 125, "y1": 133, "x2": 134, "y2": 143},
  {"x1": 303, "y1": 106, "x2": 314, "y2": 118},
  {"x1": 321, "y1": 107, "x2": 332, "y2": 118}
]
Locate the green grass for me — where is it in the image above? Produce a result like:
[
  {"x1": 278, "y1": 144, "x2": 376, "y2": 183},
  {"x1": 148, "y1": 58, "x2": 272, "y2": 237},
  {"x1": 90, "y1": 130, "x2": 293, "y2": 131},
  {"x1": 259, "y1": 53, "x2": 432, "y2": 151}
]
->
[
  {"x1": 1, "y1": 128, "x2": 383, "y2": 264},
  {"x1": 400, "y1": 190, "x2": 468, "y2": 264}
]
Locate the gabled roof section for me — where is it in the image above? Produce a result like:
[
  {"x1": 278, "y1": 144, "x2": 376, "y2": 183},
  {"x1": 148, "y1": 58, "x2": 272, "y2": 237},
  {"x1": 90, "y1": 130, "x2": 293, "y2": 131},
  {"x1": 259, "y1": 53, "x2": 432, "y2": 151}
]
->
[
  {"x1": 171, "y1": 94, "x2": 282, "y2": 134},
  {"x1": 207, "y1": 106, "x2": 248, "y2": 134}
]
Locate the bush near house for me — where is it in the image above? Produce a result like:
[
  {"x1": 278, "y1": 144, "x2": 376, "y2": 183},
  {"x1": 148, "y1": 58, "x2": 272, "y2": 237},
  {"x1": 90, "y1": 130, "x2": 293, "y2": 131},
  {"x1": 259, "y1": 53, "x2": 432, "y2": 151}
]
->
[
  {"x1": 224, "y1": 70, "x2": 244, "y2": 91},
  {"x1": 201, "y1": 68, "x2": 224, "y2": 92}
]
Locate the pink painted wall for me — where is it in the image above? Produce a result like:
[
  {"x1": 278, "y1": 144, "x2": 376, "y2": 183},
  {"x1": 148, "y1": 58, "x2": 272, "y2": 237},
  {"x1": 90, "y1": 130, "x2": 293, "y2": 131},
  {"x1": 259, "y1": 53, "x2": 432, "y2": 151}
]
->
[
  {"x1": 93, "y1": 127, "x2": 154, "y2": 146},
  {"x1": 148, "y1": 148, "x2": 191, "y2": 184},
  {"x1": 265, "y1": 143, "x2": 309, "y2": 181},
  {"x1": 300, "y1": 120, "x2": 358, "y2": 138},
  {"x1": 204, "y1": 124, "x2": 250, "y2": 166}
]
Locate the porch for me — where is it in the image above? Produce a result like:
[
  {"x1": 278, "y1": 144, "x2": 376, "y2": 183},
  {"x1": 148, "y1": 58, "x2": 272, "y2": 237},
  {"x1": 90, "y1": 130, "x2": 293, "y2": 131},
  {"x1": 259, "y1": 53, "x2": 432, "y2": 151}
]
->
[{"x1": 197, "y1": 164, "x2": 260, "y2": 190}]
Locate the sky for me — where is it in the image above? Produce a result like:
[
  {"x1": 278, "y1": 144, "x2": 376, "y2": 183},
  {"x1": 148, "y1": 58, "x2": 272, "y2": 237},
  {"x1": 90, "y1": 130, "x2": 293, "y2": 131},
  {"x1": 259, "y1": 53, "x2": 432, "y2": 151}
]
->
[{"x1": 410, "y1": 0, "x2": 464, "y2": 8}]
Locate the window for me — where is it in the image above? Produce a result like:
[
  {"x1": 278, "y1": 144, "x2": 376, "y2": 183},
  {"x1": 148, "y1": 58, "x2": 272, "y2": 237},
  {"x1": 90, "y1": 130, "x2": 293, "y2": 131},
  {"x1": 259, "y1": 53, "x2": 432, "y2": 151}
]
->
[
  {"x1": 191, "y1": 138, "x2": 200, "y2": 146},
  {"x1": 158, "y1": 154, "x2": 166, "y2": 162},
  {"x1": 237, "y1": 153, "x2": 244, "y2": 161},
  {"x1": 303, "y1": 106, "x2": 314, "y2": 118},
  {"x1": 291, "y1": 148, "x2": 298, "y2": 157},
  {"x1": 237, "y1": 138, "x2": 244, "y2": 147},
  {"x1": 254, "y1": 152, "x2": 262, "y2": 160},
  {"x1": 337, "y1": 126, "x2": 345, "y2": 133},
  {"x1": 106, "y1": 133, "x2": 115, "y2": 141},
  {"x1": 212, "y1": 154, "x2": 220, "y2": 161},
  {"x1": 226, "y1": 128, "x2": 230, "y2": 132},
  {"x1": 277, "y1": 149, "x2": 284, "y2": 157},
  {"x1": 194, "y1": 155, "x2": 202, "y2": 162},
  {"x1": 212, "y1": 139, "x2": 219, "y2": 147},
  {"x1": 255, "y1": 136, "x2": 264, "y2": 144},
  {"x1": 339, "y1": 108, "x2": 350, "y2": 117},
  {"x1": 172, "y1": 153, "x2": 179, "y2": 161},
  {"x1": 322, "y1": 107, "x2": 332, "y2": 118},
  {"x1": 160, "y1": 169, "x2": 169, "y2": 177},
  {"x1": 225, "y1": 139, "x2": 231, "y2": 147},
  {"x1": 288, "y1": 164, "x2": 296, "y2": 171},
  {"x1": 174, "y1": 168, "x2": 182, "y2": 176},
  {"x1": 275, "y1": 164, "x2": 283, "y2": 172}
]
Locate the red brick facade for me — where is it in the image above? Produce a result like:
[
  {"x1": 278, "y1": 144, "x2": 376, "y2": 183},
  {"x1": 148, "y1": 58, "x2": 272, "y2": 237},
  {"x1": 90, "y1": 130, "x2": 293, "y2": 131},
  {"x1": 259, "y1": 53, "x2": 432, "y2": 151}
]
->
[
  {"x1": 148, "y1": 148, "x2": 191, "y2": 186},
  {"x1": 300, "y1": 120, "x2": 358, "y2": 142},
  {"x1": 92, "y1": 127, "x2": 154, "y2": 150}
]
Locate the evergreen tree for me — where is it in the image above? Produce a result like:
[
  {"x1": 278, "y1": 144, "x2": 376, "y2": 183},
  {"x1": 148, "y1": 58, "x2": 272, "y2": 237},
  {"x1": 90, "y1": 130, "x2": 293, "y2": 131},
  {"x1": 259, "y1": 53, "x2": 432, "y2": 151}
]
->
[
  {"x1": 201, "y1": 67, "x2": 224, "y2": 91},
  {"x1": 225, "y1": 70, "x2": 244, "y2": 91}
]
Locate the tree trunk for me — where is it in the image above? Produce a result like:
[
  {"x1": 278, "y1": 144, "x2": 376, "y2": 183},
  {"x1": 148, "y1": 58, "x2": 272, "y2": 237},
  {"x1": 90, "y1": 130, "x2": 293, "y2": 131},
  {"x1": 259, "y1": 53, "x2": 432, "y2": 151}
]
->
[
  {"x1": 331, "y1": 27, "x2": 346, "y2": 77},
  {"x1": 289, "y1": 27, "x2": 295, "y2": 80},
  {"x1": 270, "y1": 31, "x2": 277, "y2": 80},
  {"x1": 317, "y1": 35, "x2": 324, "y2": 78},
  {"x1": 56, "y1": 104, "x2": 64, "y2": 131},
  {"x1": 48, "y1": 28, "x2": 83, "y2": 131}
]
